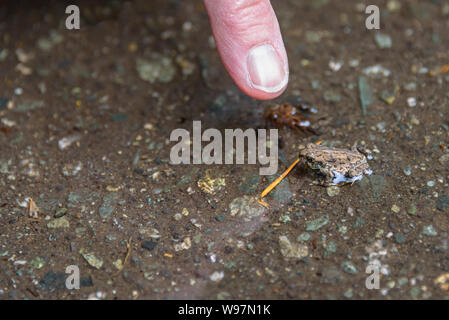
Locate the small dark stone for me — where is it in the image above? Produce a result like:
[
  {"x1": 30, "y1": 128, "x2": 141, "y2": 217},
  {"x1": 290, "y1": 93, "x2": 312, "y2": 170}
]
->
[
  {"x1": 141, "y1": 240, "x2": 158, "y2": 251},
  {"x1": 38, "y1": 271, "x2": 66, "y2": 292},
  {"x1": 224, "y1": 246, "x2": 233, "y2": 254},
  {"x1": 215, "y1": 214, "x2": 225, "y2": 222},
  {"x1": 133, "y1": 168, "x2": 145, "y2": 175},
  {"x1": 129, "y1": 256, "x2": 140, "y2": 266},
  {"x1": 80, "y1": 275, "x2": 94, "y2": 287},
  {"x1": 436, "y1": 195, "x2": 449, "y2": 211},
  {"x1": 111, "y1": 113, "x2": 127, "y2": 122},
  {"x1": 0, "y1": 98, "x2": 8, "y2": 110}
]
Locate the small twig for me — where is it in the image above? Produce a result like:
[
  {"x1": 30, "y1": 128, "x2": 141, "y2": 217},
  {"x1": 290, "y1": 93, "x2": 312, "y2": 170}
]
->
[
  {"x1": 114, "y1": 236, "x2": 132, "y2": 276},
  {"x1": 122, "y1": 237, "x2": 132, "y2": 268}
]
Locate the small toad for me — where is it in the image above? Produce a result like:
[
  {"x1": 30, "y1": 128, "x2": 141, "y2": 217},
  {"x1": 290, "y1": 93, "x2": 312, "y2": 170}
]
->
[
  {"x1": 299, "y1": 143, "x2": 372, "y2": 186},
  {"x1": 259, "y1": 142, "x2": 373, "y2": 207}
]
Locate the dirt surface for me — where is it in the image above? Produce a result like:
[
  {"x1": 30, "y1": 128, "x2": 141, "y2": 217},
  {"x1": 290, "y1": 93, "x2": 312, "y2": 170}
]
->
[{"x1": 1, "y1": 0, "x2": 449, "y2": 300}]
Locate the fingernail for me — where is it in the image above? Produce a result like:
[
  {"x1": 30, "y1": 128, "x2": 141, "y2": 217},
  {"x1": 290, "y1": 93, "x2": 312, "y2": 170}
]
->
[{"x1": 247, "y1": 44, "x2": 288, "y2": 93}]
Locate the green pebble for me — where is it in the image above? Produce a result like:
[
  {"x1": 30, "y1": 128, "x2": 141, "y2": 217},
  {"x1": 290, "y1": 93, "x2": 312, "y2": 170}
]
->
[
  {"x1": 105, "y1": 234, "x2": 117, "y2": 243},
  {"x1": 341, "y1": 261, "x2": 358, "y2": 274},
  {"x1": 398, "y1": 277, "x2": 408, "y2": 287},
  {"x1": 47, "y1": 216, "x2": 70, "y2": 229},
  {"x1": 407, "y1": 204, "x2": 417, "y2": 215},
  {"x1": 54, "y1": 208, "x2": 68, "y2": 218},
  {"x1": 410, "y1": 287, "x2": 420, "y2": 298},
  {"x1": 29, "y1": 256, "x2": 45, "y2": 269},
  {"x1": 79, "y1": 249, "x2": 103, "y2": 269},
  {"x1": 374, "y1": 33, "x2": 392, "y2": 48},
  {"x1": 136, "y1": 55, "x2": 176, "y2": 84},
  {"x1": 394, "y1": 233, "x2": 406, "y2": 244},
  {"x1": 297, "y1": 232, "x2": 311, "y2": 242},
  {"x1": 193, "y1": 234, "x2": 202, "y2": 244},
  {"x1": 323, "y1": 241, "x2": 337, "y2": 258},
  {"x1": 353, "y1": 217, "x2": 366, "y2": 228},
  {"x1": 422, "y1": 225, "x2": 437, "y2": 236},
  {"x1": 343, "y1": 288, "x2": 354, "y2": 298},
  {"x1": 68, "y1": 192, "x2": 82, "y2": 203},
  {"x1": 98, "y1": 193, "x2": 119, "y2": 219},
  {"x1": 215, "y1": 214, "x2": 225, "y2": 222},
  {"x1": 306, "y1": 214, "x2": 329, "y2": 231},
  {"x1": 279, "y1": 215, "x2": 291, "y2": 223}
]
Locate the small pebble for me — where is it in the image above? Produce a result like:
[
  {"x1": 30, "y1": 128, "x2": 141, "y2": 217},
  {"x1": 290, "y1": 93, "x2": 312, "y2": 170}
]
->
[
  {"x1": 375, "y1": 33, "x2": 393, "y2": 48},
  {"x1": 329, "y1": 60, "x2": 343, "y2": 72},
  {"x1": 141, "y1": 240, "x2": 158, "y2": 251},
  {"x1": 210, "y1": 271, "x2": 224, "y2": 282},
  {"x1": 341, "y1": 261, "x2": 358, "y2": 274},
  {"x1": 297, "y1": 232, "x2": 311, "y2": 242},
  {"x1": 408, "y1": 204, "x2": 417, "y2": 215},
  {"x1": 391, "y1": 205, "x2": 400, "y2": 213},
  {"x1": 407, "y1": 97, "x2": 417, "y2": 107},
  {"x1": 327, "y1": 186, "x2": 340, "y2": 197},
  {"x1": 422, "y1": 225, "x2": 437, "y2": 237},
  {"x1": 395, "y1": 233, "x2": 406, "y2": 244},
  {"x1": 403, "y1": 165, "x2": 412, "y2": 176}
]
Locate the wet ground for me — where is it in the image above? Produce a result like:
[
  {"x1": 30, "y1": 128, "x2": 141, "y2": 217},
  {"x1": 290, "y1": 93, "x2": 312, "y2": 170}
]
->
[{"x1": 1, "y1": 0, "x2": 449, "y2": 300}]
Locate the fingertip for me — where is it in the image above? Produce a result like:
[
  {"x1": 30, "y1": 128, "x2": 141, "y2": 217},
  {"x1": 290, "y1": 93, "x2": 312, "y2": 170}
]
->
[
  {"x1": 237, "y1": 77, "x2": 288, "y2": 100},
  {"x1": 204, "y1": 0, "x2": 289, "y2": 101}
]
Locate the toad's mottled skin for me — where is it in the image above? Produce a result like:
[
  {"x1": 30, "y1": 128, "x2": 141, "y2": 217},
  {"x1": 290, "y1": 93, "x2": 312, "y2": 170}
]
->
[{"x1": 299, "y1": 143, "x2": 372, "y2": 186}]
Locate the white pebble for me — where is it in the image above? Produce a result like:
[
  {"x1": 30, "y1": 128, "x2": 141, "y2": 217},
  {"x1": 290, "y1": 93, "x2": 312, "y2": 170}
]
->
[
  {"x1": 210, "y1": 271, "x2": 224, "y2": 282},
  {"x1": 58, "y1": 135, "x2": 80, "y2": 150},
  {"x1": 329, "y1": 60, "x2": 343, "y2": 72},
  {"x1": 407, "y1": 97, "x2": 417, "y2": 107}
]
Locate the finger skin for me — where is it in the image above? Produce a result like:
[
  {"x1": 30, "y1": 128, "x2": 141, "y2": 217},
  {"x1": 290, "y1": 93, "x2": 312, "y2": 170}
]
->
[{"x1": 203, "y1": 0, "x2": 289, "y2": 100}]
